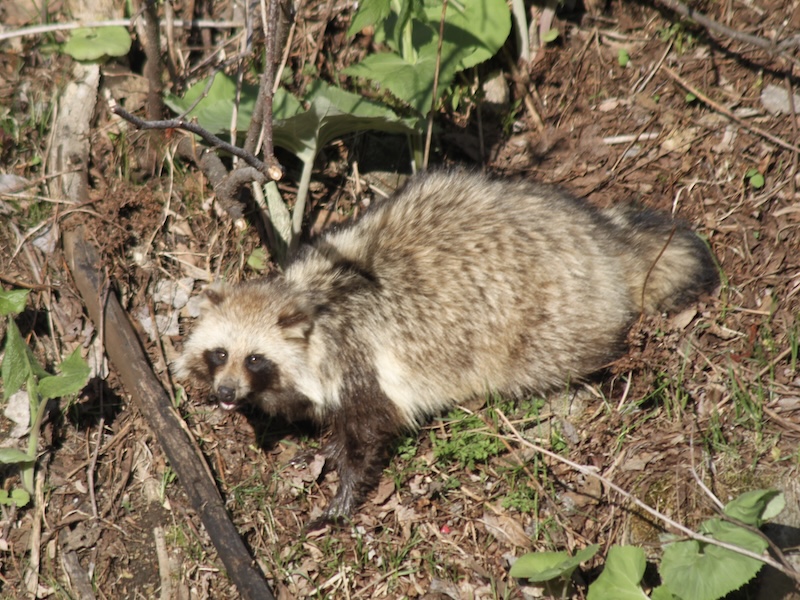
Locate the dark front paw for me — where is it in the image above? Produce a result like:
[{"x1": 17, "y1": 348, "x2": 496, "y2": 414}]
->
[{"x1": 306, "y1": 493, "x2": 356, "y2": 532}]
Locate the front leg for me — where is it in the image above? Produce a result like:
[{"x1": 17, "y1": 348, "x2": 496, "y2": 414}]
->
[{"x1": 316, "y1": 374, "x2": 406, "y2": 524}]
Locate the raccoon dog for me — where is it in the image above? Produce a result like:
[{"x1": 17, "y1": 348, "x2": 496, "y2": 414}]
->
[{"x1": 175, "y1": 170, "x2": 718, "y2": 523}]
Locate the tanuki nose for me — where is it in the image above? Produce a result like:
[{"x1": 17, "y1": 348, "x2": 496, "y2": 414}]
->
[{"x1": 216, "y1": 386, "x2": 236, "y2": 403}]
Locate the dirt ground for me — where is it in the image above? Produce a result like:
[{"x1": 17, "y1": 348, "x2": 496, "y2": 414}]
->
[{"x1": 1, "y1": 0, "x2": 800, "y2": 598}]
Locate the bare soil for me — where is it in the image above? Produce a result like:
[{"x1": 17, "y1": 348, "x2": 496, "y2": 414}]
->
[{"x1": 1, "y1": 0, "x2": 800, "y2": 598}]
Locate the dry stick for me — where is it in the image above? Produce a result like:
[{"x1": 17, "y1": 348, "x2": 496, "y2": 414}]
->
[
  {"x1": 423, "y1": 0, "x2": 449, "y2": 170},
  {"x1": 655, "y1": 0, "x2": 798, "y2": 63},
  {"x1": 0, "y1": 19, "x2": 244, "y2": 42},
  {"x1": 688, "y1": 443, "x2": 796, "y2": 574},
  {"x1": 63, "y1": 228, "x2": 276, "y2": 600},
  {"x1": 243, "y1": 0, "x2": 283, "y2": 176},
  {"x1": 494, "y1": 408, "x2": 800, "y2": 582},
  {"x1": 661, "y1": 65, "x2": 800, "y2": 155},
  {"x1": 113, "y1": 105, "x2": 269, "y2": 174},
  {"x1": 142, "y1": 0, "x2": 164, "y2": 121},
  {"x1": 785, "y1": 75, "x2": 799, "y2": 198},
  {"x1": 256, "y1": 0, "x2": 284, "y2": 180},
  {"x1": 503, "y1": 47, "x2": 546, "y2": 133}
]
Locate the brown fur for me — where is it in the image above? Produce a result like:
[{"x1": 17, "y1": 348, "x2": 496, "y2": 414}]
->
[{"x1": 175, "y1": 170, "x2": 718, "y2": 522}]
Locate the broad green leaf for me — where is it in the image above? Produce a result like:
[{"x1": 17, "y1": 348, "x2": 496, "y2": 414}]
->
[
  {"x1": 344, "y1": 44, "x2": 461, "y2": 115},
  {"x1": 38, "y1": 347, "x2": 90, "y2": 400},
  {"x1": 347, "y1": 0, "x2": 511, "y2": 115},
  {"x1": 421, "y1": 0, "x2": 511, "y2": 71},
  {"x1": 650, "y1": 585, "x2": 677, "y2": 600},
  {"x1": 0, "y1": 488, "x2": 31, "y2": 507},
  {"x1": 510, "y1": 544, "x2": 599, "y2": 582},
  {"x1": 0, "y1": 448, "x2": 34, "y2": 464},
  {"x1": 2, "y1": 320, "x2": 31, "y2": 400},
  {"x1": 164, "y1": 73, "x2": 303, "y2": 136},
  {"x1": 587, "y1": 546, "x2": 648, "y2": 600},
  {"x1": 273, "y1": 80, "x2": 416, "y2": 161},
  {"x1": 247, "y1": 247, "x2": 268, "y2": 271},
  {"x1": 661, "y1": 520, "x2": 767, "y2": 600},
  {"x1": 0, "y1": 289, "x2": 29, "y2": 316},
  {"x1": 724, "y1": 489, "x2": 783, "y2": 526},
  {"x1": 62, "y1": 27, "x2": 131, "y2": 60},
  {"x1": 347, "y1": 0, "x2": 392, "y2": 36},
  {"x1": 542, "y1": 28, "x2": 560, "y2": 43}
]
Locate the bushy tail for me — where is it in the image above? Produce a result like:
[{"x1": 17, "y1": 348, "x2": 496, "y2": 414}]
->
[{"x1": 603, "y1": 205, "x2": 719, "y2": 314}]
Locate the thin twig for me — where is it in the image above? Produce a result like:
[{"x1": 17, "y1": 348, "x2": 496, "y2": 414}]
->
[
  {"x1": 259, "y1": 0, "x2": 284, "y2": 180},
  {"x1": 113, "y1": 104, "x2": 270, "y2": 174},
  {"x1": 661, "y1": 65, "x2": 800, "y2": 155},
  {"x1": 423, "y1": 0, "x2": 449, "y2": 170},
  {"x1": 494, "y1": 408, "x2": 800, "y2": 581},
  {"x1": 655, "y1": 0, "x2": 799, "y2": 64},
  {"x1": 0, "y1": 19, "x2": 244, "y2": 42},
  {"x1": 88, "y1": 279, "x2": 110, "y2": 519}
]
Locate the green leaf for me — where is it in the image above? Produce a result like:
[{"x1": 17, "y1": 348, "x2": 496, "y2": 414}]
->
[
  {"x1": 0, "y1": 488, "x2": 31, "y2": 507},
  {"x1": 2, "y1": 320, "x2": 31, "y2": 400},
  {"x1": 650, "y1": 585, "x2": 677, "y2": 600},
  {"x1": 164, "y1": 73, "x2": 303, "y2": 137},
  {"x1": 587, "y1": 546, "x2": 649, "y2": 600},
  {"x1": 661, "y1": 520, "x2": 767, "y2": 600},
  {"x1": 62, "y1": 27, "x2": 131, "y2": 60},
  {"x1": 274, "y1": 80, "x2": 416, "y2": 162},
  {"x1": 247, "y1": 247, "x2": 268, "y2": 271},
  {"x1": 685, "y1": 92, "x2": 697, "y2": 103},
  {"x1": 421, "y1": 0, "x2": 511, "y2": 72},
  {"x1": 343, "y1": 49, "x2": 443, "y2": 115},
  {"x1": 346, "y1": 0, "x2": 511, "y2": 115},
  {"x1": 0, "y1": 448, "x2": 35, "y2": 465},
  {"x1": 0, "y1": 289, "x2": 29, "y2": 316},
  {"x1": 746, "y1": 169, "x2": 765, "y2": 189},
  {"x1": 347, "y1": 0, "x2": 392, "y2": 36},
  {"x1": 510, "y1": 544, "x2": 599, "y2": 582},
  {"x1": 542, "y1": 28, "x2": 560, "y2": 43},
  {"x1": 724, "y1": 489, "x2": 783, "y2": 526},
  {"x1": 38, "y1": 347, "x2": 90, "y2": 400},
  {"x1": 618, "y1": 48, "x2": 630, "y2": 67}
]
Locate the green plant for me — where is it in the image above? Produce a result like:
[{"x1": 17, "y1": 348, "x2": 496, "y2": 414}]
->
[
  {"x1": 430, "y1": 410, "x2": 505, "y2": 470},
  {"x1": 658, "y1": 22, "x2": 696, "y2": 54},
  {"x1": 502, "y1": 483, "x2": 539, "y2": 513},
  {"x1": 62, "y1": 26, "x2": 132, "y2": 61},
  {"x1": 510, "y1": 544, "x2": 599, "y2": 589},
  {"x1": 344, "y1": 0, "x2": 511, "y2": 116},
  {"x1": 0, "y1": 289, "x2": 90, "y2": 506},
  {"x1": 745, "y1": 167, "x2": 765, "y2": 189},
  {"x1": 165, "y1": 75, "x2": 416, "y2": 260},
  {"x1": 512, "y1": 489, "x2": 785, "y2": 600}
]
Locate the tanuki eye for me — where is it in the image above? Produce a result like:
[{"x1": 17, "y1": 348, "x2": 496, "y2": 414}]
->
[
  {"x1": 245, "y1": 354, "x2": 271, "y2": 373},
  {"x1": 207, "y1": 348, "x2": 228, "y2": 366}
]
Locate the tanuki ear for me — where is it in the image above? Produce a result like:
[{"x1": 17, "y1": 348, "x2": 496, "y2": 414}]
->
[
  {"x1": 202, "y1": 281, "x2": 229, "y2": 307},
  {"x1": 277, "y1": 309, "x2": 313, "y2": 341}
]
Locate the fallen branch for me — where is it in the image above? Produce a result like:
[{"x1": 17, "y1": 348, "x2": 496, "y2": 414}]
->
[
  {"x1": 64, "y1": 228, "x2": 276, "y2": 600},
  {"x1": 112, "y1": 105, "x2": 270, "y2": 175},
  {"x1": 655, "y1": 0, "x2": 800, "y2": 65},
  {"x1": 661, "y1": 65, "x2": 800, "y2": 155},
  {"x1": 0, "y1": 19, "x2": 244, "y2": 43},
  {"x1": 494, "y1": 408, "x2": 800, "y2": 582}
]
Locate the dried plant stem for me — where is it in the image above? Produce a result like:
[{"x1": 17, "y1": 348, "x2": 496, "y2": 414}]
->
[
  {"x1": 0, "y1": 19, "x2": 244, "y2": 42},
  {"x1": 423, "y1": 0, "x2": 448, "y2": 170},
  {"x1": 656, "y1": 0, "x2": 797, "y2": 61},
  {"x1": 494, "y1": 408, "x2": 800, "y2": 581},
  {"x1": 661, "y1": 65, "x2": 800, "y2": 155},
  {"x1": 113, "y1": 106, "x2": 269, "y2": 174}
]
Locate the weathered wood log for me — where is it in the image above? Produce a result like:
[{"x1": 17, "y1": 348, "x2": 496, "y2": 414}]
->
[{"x1": 63, "y1": 228, "x2": 275, "y2": 600}]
